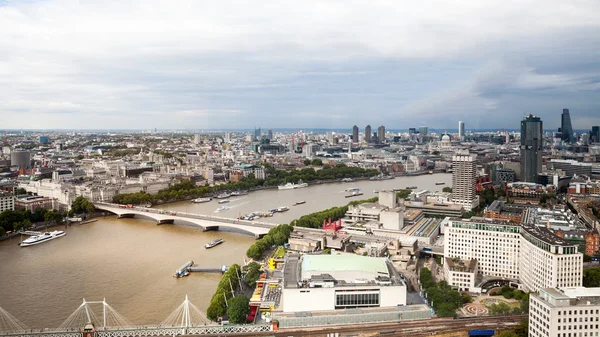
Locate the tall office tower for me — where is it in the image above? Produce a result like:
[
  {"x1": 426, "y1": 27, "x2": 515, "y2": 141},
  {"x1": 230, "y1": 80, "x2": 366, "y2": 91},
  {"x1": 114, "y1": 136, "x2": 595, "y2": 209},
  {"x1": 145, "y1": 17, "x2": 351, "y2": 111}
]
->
[
  {"x1": 377, "y1": 125, "x2": 385, "y2": 144},
  {"x1": 194, "y1": 134, "x2": 201, "y2": 145},
  {"x1": 365, "y1": 125, "x2": 372, "y2": 143},
  {"x1": 561, "y1": 108, "x2": 574, "y2": 143},
  {"x1": 592, "y1": 126, "x2": 600, "y2": 143},
  {"x1": 254, "y1": 127, "x2": 261, "y2": 140},
  {"x1": 267, "y1": 129, "x2": 273, "y2": 140},
  {"x1": 418, "y1": 126, "x2": 428, "y2": 136},
  {"x1": 451, "y1": 154, "x2": 479, "y2": 211},
  {"x1": 519, "y1": 223, "x2": 582, "y2": 292},
  {"x1": 529, "y1": 287, "x2": 600, "y2": 337},
  {"x1": 352, "y1": 125, "x2": 359, "y2": 143},
  {"x1": 520, "y1": 114, "x2": 543, "y2": 183},
  {"x1": 458, "y1": 121, "x2": 465, "y2": 140}
]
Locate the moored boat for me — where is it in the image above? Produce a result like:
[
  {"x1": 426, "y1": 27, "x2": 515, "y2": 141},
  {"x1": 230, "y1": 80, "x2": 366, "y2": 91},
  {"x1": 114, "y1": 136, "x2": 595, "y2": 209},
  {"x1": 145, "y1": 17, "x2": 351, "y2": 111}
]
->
[
  {"x1": 192, "y1": 197, "x2": 212, "y2": 203},
  {"x1": 218, "y1": 200, "x2": 230, "y2": 204},
  {"x1": 293, "y1": 201, "x2": 306, "y2": 206},
  {"x1": 345, "y1": 190, "x2": 364, "y2": 198},
  {"x1": 205, "y1": 238, "x2": 224, "y2": 249},
  {"x1": 278, "y1": 180, "x2": 308, "y2": 190},
  {"x1": 276, "y1": 206, "x2": 289, "y2": 212},
  {"x1": 435, "y1": 182, "x2": 445, "y2": 185},
  {"x1": 215, "y1": 193, "x2": 231, "y2": 199},
  {"x1": 215, "y1": 206, "x2": 230, "y2": 212},
  {"x1": 231, "y1": 190, "x2": 248, "y2": 196},
  {"x1": 341, "y1": 178, "x2": 354, "y2": 182},
  {"x1": 19, "y1": 230, "x2": 66, "y2": 247}
]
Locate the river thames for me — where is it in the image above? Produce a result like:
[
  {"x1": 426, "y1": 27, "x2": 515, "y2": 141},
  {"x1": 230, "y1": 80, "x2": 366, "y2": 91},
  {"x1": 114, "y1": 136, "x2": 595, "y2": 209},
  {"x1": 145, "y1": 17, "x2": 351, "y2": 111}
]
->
[{"x1": 0, "y1": 173, "x2": 451, "y2": 328}]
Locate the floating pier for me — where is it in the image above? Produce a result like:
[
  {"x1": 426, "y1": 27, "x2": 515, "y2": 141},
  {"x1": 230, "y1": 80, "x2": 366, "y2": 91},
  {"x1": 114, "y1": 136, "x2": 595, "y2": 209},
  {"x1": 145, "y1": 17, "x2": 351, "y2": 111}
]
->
[
  {"x1": 188, "y1": 265, "x2": 229, "y2": 274},
  {"x1": 174, "y1": 260, "x2": 194, "y2": 278}
]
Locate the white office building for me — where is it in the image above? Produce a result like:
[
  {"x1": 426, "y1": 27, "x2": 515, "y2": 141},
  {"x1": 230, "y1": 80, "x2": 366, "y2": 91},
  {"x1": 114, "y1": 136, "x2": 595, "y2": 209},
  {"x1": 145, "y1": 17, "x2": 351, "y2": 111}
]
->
[
  {"x1": 282, "y1": 254, "x2": 406, "y2": 312},
  {"x1": 444, "y1": 218, "x2": 521, "y2": 281},
  {"x1": 451, "y1": 154, "x2": 479, "y2": 211},
  {"x1": 529, "y1": 287, "x2": 600, "y2": 337},
  {"x1": 520, "y1": 223, "x2": 583, "y2": 292},
  {"x1": 0, "y1": 191, "x2": 15, "y2": 212},
  {"x1": 443, "y1": 258, "x2": 479, "y2": 292}
]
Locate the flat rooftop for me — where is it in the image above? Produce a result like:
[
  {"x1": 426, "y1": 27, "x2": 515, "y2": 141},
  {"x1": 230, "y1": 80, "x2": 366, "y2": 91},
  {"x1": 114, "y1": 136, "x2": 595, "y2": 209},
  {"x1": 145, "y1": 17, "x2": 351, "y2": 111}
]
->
[
  {"x1": 521, "y1": 223, "x2": 575, "y2": 247},
  {"x1": 301, "y1": 254, "x2": 389, "y2": 278}
]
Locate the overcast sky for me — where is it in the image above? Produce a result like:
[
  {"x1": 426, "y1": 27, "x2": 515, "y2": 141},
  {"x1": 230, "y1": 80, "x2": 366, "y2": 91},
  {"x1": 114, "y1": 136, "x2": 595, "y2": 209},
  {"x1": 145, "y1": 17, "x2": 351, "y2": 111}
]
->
[{"x1": 1, "y1": 0, "x2": 600, "y2": 131}]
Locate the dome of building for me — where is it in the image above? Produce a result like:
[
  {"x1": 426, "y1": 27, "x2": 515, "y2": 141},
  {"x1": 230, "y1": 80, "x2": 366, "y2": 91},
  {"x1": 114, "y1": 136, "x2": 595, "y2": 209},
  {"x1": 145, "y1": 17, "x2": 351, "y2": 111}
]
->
[{"x1": 442, "y1": 134, "x2": 450, "y2": 141}]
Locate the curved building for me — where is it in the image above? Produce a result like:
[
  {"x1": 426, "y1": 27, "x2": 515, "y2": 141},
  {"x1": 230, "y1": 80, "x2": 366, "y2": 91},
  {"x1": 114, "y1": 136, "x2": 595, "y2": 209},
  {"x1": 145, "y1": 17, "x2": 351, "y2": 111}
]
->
[{"x1": 519, "y1": 223, "x2": 582, "y2": 292}]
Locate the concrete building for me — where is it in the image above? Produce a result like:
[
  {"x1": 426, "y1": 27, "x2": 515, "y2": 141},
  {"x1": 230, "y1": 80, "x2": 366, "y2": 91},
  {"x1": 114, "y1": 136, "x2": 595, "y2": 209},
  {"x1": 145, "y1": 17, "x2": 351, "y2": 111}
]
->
[
  {"x1": 592, "y1": 126, "x2": 599, "y2": 143},
  {"x1": 282, "y1": 254, "x2": 407, "y2": 312},
  {"x1": 529, "y1": 287, "x2": 600, "y2": 337},
  {"x1": 15, "y1": 195, "x2": 58, "y2": 212},
  {"x1": 519, "y1": 223, "x2": 582, "y2": 292},
  {"x1": 451, "y1": 154, "x2": 479, "y2": 211},
  {"x1": 365, "y1": 125, "x2": 372, "y2": 143},
  {"x1": 444, "y1": 218, "x2": 521, "y2": 281},
  {"x1": 228, "y1": 164, "x2": 266, "y2": 182},
  {"x1": 11, "y1": 150, "x2": 31, "y2": 169},
  {"x1": 352, "y1": 125, "x2": 359, "y2": 143},
  {"x1": 495, "y1": 168, "x2": 516, "y2": 184},
  {"x1": 548, "y1": 159, "x2": 593, "y2": 177},
  {"x1": 0, "y1": 191, "x2": 15, "y2": 212},
  {"x1": 443, "y1": 258, "x2": 479, "y2": 292},
  {"x1": 521, "y1": 114, "x2": 543, "y2": 183},
  {"x1": 458, "y1": 121, "x2": 465, "y2": 141},
  {"x1": 194, "y1": 134, "x2": 201, "y2": 145},
  {"x1": 377, "y1": 125, "x2": 385, "y2": 144}
]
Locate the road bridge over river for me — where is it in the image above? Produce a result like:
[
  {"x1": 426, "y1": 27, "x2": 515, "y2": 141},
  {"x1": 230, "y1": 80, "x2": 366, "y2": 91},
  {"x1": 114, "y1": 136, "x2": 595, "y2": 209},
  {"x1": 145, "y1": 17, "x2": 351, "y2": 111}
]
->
[{"x1": 94, "y1": 202, "x2": 272, "y2": 238}]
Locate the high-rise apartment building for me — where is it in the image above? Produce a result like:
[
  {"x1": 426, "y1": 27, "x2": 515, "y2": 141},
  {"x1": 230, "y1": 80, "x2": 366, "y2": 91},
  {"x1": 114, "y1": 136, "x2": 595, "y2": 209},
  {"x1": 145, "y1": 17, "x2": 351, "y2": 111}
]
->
[
  {"x1": 0, "y1": 191, "x2": 15, "y2": 212},
  {"x1": 365, "y1": 125, "x2": 372, "y2": 143},
  {"x1": 592, "y1": 126, "x2": 600, "y2": 143},
  {"x1": 519, "y1": 223, "x2": 582, "y2": 292},
  {"x1": 444, "y1": 219, "x2": 521, "y2": 281},
  {"x1": 458, "y1": 121, "x2": 465, "y2": 140},
  {"x1": 520, "y1": 114, "x2": 543, "y2": 183},
  {"x1": 451, "y1": 154, "x2": 479, "y2": 211},
  {"x1": 352, "y1": 125, "x2": 359, "y2": 143},
  {"x1": 377, "y1": 125, "x2": 385, "y2": 144},
  {"x1": 561, "y1": 108, "x2": 574, "y2": 143},
  {"x1": 529, "y1": 287, "x2": 600, "y2": 337}
]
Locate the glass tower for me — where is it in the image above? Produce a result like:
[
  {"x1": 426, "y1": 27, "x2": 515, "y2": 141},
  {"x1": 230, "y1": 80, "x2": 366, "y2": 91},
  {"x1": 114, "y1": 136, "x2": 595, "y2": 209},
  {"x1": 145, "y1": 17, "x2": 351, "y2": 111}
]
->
[
  {"x1": 561, "y1": 109, "x2": 573, "y2": 143},
  {"x1": 520, "y1": 114, "x2": 543, "y2": 183}
]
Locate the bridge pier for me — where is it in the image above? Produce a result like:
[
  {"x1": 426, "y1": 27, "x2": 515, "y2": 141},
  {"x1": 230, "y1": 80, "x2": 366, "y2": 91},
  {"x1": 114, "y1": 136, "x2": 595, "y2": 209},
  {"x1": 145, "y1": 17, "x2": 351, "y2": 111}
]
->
[
  {"x1": 117, "y1": 214, "x2": 135, "y2": 219},
  {"x1": 157, "y1": 219, "x2": 175, "y2": 225},
  {"x1": 204, "y1": 226, "x2": 219, "y2": 232}
]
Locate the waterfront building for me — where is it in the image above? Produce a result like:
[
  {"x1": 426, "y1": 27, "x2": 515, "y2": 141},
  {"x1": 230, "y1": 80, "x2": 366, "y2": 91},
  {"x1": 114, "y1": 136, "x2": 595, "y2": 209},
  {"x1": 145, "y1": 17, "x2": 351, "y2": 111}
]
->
[
  {"x1": 377, "y1": 125, "x2": 385, "y2": 144},
  {"x1": 352, "y1": 125, "x2": 359, "y2": 143},
  {"x1": 228, "y1": 164, "x2": 266, "y2": 182},
  {"x1": 458, "y1": 121, "x2": 465, "y2": 141},
  {"x1": 519, "y1": 223, "x2": 582, "y2": 292},
  {"x1": 520, "y1": 114, "x2": 543, "y2": 183},
  {"x1": 451, "y1": 154, "x2": 479, "y2": 211},
  {"x1": 444, "y1": 218, "x2": 521, "y2": 281},
  {"x1": 282, "y1": 254, "x2": 407, "y2": 312},
  {"x1": 0, "y1": 191, "x2": 15, "y2": 212},
  {"x1": 443, "y1": 258, "x2": 478, "y2": 292},
  {"x1": 529, "y1": 287, "x2": 600, "y2": 337},
  {"x1": 561, "y1": 108, "x2": 574, "y2": 143},
  {"x1": 15, "y1": 195, "x2": 58, "y2": 212},
  {"x1": 365, "y1": 125, "x2": 372, "y2": 143}
]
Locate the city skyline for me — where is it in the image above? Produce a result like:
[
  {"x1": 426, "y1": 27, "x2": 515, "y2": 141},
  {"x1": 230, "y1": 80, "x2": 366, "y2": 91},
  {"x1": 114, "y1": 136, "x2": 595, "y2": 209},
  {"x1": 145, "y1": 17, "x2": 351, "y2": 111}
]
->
[{"x1": 1, "y1": 1, "x2": 600, "y2": 130}]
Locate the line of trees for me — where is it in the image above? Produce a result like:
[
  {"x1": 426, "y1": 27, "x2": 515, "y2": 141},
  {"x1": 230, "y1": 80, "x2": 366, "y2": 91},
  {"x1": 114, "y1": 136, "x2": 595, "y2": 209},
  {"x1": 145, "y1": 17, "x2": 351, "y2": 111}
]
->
[
  {"x1": 419, "y1": 268, "x2": 471, "y2": 318},
  {"x1": 293, "y1": 197, "x2": 379, "y2": 229},
  {"x1": 584, "y1": 267, "x2": 600, "y2": 287},
  {"x1": 246, "y1": 224, "x2": 294, "y2": 260},
  {"x1": 206, "y1": 264, "x2": 242, "y2": 322},
  {"x1": 112, "y1": 164, "x2": 380, "y2": 205},
  {"x1": 0, "y1": 208, "x2": 67, "y2": 236}
]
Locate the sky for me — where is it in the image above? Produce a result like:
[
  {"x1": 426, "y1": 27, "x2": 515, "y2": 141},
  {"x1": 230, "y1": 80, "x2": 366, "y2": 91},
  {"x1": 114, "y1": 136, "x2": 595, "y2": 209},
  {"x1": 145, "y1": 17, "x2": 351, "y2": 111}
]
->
[{"x1": 1, "y1": 0, "x2": 600, "y2": 131}]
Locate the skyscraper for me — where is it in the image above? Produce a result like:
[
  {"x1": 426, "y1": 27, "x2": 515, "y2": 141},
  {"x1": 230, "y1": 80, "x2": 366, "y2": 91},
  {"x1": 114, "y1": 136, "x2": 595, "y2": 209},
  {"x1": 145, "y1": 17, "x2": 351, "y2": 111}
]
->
[
  {"x1": 418, "y1": 126, "x2": 428, "y2": 136},
  {"x1": 451, "y1": 154, "x2": 479, "y2": 211},
  {"x1": 365, "y1": 125, "x2": 372, "y2": 143},
  {"x1": 521, "y1": 114, "x2": 543, "y2": 183},
  {"x1": 458, "y1": 121, "x2": 465, "y2": 140},
  {"x1": 561, "y1": 109, "x2": 573, "y2": 143},
  {"x1": 377, "y1": 125, "x2": 385, "y2": 144},
  {"x1": 267, "y1": 129, "x2": 273, "y2": 140},
  {"x1": 352, "y1": 125, "x2": 359, "y2": 143},
  {"x1": 592, "y1": 126, "x2": 599, "y2": 143}
]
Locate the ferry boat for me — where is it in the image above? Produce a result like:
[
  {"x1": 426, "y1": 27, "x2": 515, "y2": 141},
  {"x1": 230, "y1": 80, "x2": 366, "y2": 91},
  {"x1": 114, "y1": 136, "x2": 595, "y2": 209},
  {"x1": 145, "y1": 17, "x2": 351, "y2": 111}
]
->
[
  {"x1": 345, "y1": 190, "x2": 364, "y2": 198},
  {"x1": 370, "y1": 174, "x2": 394, "y2": 181},
  {"x1": 218, "y1": 200, "x2": 230, "y2": 204},
  {"x1": 215, "y1": 206, "x2": 230, "y2": 212},
  {"x1": 192, "y1": 197, "x2": 212, "y2": 203},
  {"x1": 435, "y1": 182, "x2": 445, "y2": 185},
  {"x1": 231, "y1": 190, "x2": 248, "y2": 196},
  {"x1": 276, "y1": 206, "x2": 289, "y2": 212},
  {"x1": 293, "y1": 201, "x2": 306, "y2": 206},
  {"x1": 278, "y1": 181, "x2": 308, "y2": 190},
  {"x1": 341, "y1": 178, "x2": 354, "y2": 182},
  {"x1": 205, "y1": 238, "x2": 224, "y2": 249},
  {"x1": 345, "y1": 187, "x2": 360, "y2": 192},
  {"x1": 19, "y1": 230, "x2": 66, "y2": 247},
  {"x1": 215, "y1": 193, "x2": 231, "y2": 199}
]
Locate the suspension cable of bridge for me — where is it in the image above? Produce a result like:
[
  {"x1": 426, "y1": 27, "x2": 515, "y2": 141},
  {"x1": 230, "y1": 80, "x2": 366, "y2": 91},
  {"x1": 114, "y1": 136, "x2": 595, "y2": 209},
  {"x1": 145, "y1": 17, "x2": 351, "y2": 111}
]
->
[
  {"x1": 161, "y1": 295, "x2": 212, "y2": 327},
  {"x1": 0, "y1": 305, "x2": 29, "y2": 333},
  {"x1": 59, "y1": 298, "x2": 132, "y2": 330}
]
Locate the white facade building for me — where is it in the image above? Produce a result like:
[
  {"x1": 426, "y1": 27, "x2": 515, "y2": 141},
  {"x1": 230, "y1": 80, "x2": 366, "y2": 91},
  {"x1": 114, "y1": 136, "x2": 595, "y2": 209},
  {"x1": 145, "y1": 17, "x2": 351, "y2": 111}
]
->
[
  {"x1": 529, "y1": 287, "x2": 600, "y2": 337},
  {"x1": 451, "y1": 154, "x2": 479, "y2": 211},
  {"x1": 520, "y1": 223, "x2": 583, "y2": 292},
  {"x1": 0, "y1": 191, "x2": 15, "y2": 212},
  {"x1": 444, "y1": 218, "x2": 521, "y2": 281},
  {"x1": 282, "y1": 254, "x2": 406, "y2": 312},
  {"x1": 443, "y1": 258, "x2": 479, "y2": 292}
]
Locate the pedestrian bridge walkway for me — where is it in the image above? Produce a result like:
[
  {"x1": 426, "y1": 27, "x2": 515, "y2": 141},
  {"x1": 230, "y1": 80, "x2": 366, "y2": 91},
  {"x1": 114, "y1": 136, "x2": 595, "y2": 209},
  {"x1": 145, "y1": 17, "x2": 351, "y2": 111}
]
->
[{"x1": 94, "y1": 202, "x2": 272, "y2": 238}]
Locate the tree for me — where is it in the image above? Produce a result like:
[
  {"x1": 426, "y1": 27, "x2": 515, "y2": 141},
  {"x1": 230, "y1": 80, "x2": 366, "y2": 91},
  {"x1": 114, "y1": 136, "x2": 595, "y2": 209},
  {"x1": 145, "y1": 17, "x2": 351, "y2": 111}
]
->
[
  {"x1": 226, "y1": 296, "x2": 250, "y2": 324},
  {"x1": 311, "y1": 158, "x2": 323, "y2": 166},
  {"x1": 514, "y1": 319, "x2": 529, "y2": 337},
  {"x1": 0, "y1": 226, "x2": 5, "y2": 237},
  {"x1": 71, "y1": 196, "x2": 95, "y2": 215},
  {"x1": 583, "y1": 267, "x2": 600, "y2": 287},
  {"x1": 14, "y1": 188, "x2": 27, "y2": 195},
  {"x1": 442, "y1": 187, "x2": 452, "y2": 193},
  {"x1": 303, "y1": 159, "x2": 311, "y2": 166}
]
